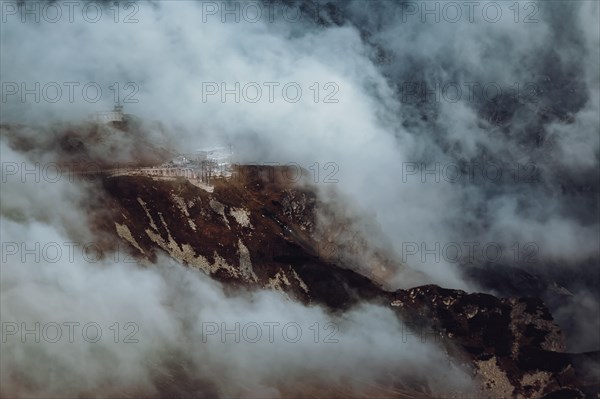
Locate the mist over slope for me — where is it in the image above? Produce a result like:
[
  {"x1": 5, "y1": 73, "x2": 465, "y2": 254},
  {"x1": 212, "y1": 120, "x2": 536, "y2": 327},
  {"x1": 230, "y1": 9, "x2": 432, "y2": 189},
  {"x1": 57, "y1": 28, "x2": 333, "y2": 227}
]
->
[{"x1": 1, "y1": 0, "x2": 599, "y2": 397}]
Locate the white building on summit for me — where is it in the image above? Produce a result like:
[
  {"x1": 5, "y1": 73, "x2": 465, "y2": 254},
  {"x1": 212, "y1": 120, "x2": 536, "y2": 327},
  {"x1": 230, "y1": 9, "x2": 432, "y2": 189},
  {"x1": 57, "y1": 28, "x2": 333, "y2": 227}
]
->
[
  {"x1": 138, "y1": 145, "x2": 234, "y2": 187},
  {"x1": 188, "y1": 146, "x2": 234, "y2": 182},
  {"x1": 192, "y1": 146, "x2": 232, "y2": 169}
]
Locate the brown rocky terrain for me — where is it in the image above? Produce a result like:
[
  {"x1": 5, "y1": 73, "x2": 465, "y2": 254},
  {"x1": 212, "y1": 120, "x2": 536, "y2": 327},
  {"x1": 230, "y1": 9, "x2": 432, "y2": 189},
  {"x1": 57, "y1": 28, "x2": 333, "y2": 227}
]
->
[{"x1": 91, "y1": 165, "x2": 598, "y2": 398}]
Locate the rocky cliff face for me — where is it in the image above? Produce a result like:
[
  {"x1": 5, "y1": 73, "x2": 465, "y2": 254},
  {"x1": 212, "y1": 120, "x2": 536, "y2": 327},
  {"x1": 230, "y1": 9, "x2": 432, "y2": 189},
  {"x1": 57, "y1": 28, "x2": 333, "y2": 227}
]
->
[{"x1": 91, "y1": 165, "x2": 598, "y2": 398}]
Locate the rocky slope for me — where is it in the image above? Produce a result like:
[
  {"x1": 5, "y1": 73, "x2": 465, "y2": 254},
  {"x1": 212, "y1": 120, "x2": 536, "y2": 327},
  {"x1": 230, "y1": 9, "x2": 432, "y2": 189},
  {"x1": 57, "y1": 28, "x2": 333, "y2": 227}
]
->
[{"x1": 92, "y1": 165, "x2": 598, "y2": 398}]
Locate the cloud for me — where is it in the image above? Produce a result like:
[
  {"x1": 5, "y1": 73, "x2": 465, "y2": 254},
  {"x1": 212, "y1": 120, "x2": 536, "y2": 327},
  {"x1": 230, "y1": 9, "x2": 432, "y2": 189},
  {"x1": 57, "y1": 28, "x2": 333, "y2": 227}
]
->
[
  {"x1": 1, "y1": 2, "x2": 598, "y2": 393},
  {"x1": 0, "y1": 216, "x2": 474, "y2": 397}
]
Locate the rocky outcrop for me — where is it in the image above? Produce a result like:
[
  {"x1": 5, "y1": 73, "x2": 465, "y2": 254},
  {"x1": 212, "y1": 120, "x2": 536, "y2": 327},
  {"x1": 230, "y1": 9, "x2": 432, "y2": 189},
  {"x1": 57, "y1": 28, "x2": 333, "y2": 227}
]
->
[{"x1": 391, "y1": 285, "x2": 597, "y2": 398}]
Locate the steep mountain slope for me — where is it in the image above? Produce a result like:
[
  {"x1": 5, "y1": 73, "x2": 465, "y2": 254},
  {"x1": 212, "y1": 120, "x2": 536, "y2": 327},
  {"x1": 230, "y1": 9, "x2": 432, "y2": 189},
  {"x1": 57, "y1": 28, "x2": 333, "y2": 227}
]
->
[{"x1": 94, "y1": 165, "x2": 598, "y2": 398}]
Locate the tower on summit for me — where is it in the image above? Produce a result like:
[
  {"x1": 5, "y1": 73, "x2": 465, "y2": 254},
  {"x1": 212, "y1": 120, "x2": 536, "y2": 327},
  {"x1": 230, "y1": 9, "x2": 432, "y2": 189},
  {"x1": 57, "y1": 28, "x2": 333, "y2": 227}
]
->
[{"x1": 94, "y1": 103, "x2": 125, "y2": 124}]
